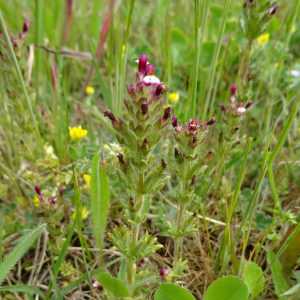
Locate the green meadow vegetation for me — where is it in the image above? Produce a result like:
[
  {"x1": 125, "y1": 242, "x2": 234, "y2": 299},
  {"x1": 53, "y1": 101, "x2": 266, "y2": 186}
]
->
[{"x1": 0, "y1": 0, "x2": 300, "y2": 299}]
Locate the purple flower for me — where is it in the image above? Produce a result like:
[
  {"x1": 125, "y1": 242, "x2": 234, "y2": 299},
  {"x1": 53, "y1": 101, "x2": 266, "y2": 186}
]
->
[
  {"x1": 138, "y1": 54, "x2": 148, "y2": 74},
  {"x1": 59, "y1": 186, "x2": 67, "y2": 197},
  {"x1": 139, "y1": 258, "x2": 145, "y2": 265},
  {"x1": 23, "y1": 19, "x2": 30, "y2": 33},
  {"x1": 143, "y1": 65, "x2": 160, "y2": 86},
  {"x1": 51, "y1": 196, "x2": 57, "y2": 204},
  {"x1": 39, "y1": 107, "x2": 45, "y2": 116},
  {"x1": 270, "y1": 5, "x2": 280, "y2": 15},
  {"x1": 155, "y1": 83, "x2": 164, "y2": 97},
  {"x1": 162, "y1": 107, "x2": 171, "y2": 121},
  {"x1": 34, "y1": 185, "x2": 41, "y2": 196},
  {"x1": 93, "y1": 281, "x2": 104, "y2": 291},
  {"x1": 171, "y1": 115, "x2": 180, "y2": 130},
  {"x1": 104, "y1": 110, "x2": 118, "y2": 123},
  {"x1": 188, "y1": 119, "x2": 199, "y2": 131},
  {"x1": 159, "y1": 268, "x2": 170, "y2": 277},
  {"x1": 145, "y1": 280, "x2": 151, "y2": 287},
  {"x1": 245, "y1": 100, "x2": 252, "y2": 109}
]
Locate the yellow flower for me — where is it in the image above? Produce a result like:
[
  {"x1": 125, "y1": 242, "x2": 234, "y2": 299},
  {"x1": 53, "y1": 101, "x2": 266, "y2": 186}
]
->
[
  {"x1": 69, "y1": 126, "x2": 88, "y2": 142},
  {"x1": 123, "y1": 44, "x2": 126, "y2": 52},
  {"x1": 169, "y1": 93, "x2": 180, "y2": 104},
  {"x1": 275, "y1": 63, "x2": 279, "y2": 68},
  {"x1": 163, "y1": 105, "x2": 167, "y2": 109},
  {"x1": 83, "y1": 174, "x2": 91, "y2": 188},
  {"x1": 33, "y1": 195, "x2": 40, "y2": 207},
  {"x1": 292, "y1": 25, "x2": 297, "y2": 34},
  {"x1": 257, "y1": 33, "x2": 270, "y2": 45},
  {"x1": 71, "y1": 206, "x2": 89, "y2": 220},
  {"x1": 86, "y1": 86, "x2": 95, "y2": 95}
]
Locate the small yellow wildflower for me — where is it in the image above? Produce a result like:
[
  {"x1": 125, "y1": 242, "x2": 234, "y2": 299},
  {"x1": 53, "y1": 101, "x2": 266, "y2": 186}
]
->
[
  {"x1": 275, "y1": 63, "x2": 279, "y2": 68},
  {"x1": 83, "y1": 174, "x2": 91, "y2": 188},
  {"x1": 257, "y1": 33, "x2": 270, "y2": 45},
  {"x1": 169, "y1": 93, "x2": 180, "y2": 104},
  {"x1": 71, "y1": 206, "x2": 89, "y2": 220},
  {"x1": 69, "y1": 126, "x2": 88, "y2": 142},
  {"x1": 123, "y1": 44, "x2": 126, "y2": 52},
  {"x1": 86, "y1": 86, "x2": 95, "y2": 95},
  {"x1": 33, "y1": 195, "x2": 40, "y2": 207},
  {"x1": 163, "y1": 105, "x2": 167, "y2": 109},
  {"x1": 292, "y1": 25, "x2": 297, "y2": 34}
]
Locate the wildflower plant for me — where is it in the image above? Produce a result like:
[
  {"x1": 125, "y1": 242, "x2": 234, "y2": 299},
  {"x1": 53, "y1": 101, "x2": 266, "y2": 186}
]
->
[
  {"x1": 104, "y1": 54, "x2": 171, "y2": 288},
  {"x1": 170, "y1": 115, "x2": 216, "y2": 278}
]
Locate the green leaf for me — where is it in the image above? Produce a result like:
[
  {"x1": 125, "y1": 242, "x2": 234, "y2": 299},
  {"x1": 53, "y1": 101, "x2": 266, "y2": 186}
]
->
[
  {"x1": 97, "y1": 272, "x2": 130, "y2": 297},
  {"x1": 267, "y1": 249, "x2": 289, "y2": 300},
  {"x1": 243, "y1": 262, "x2": 264, "y2": 297},
  {"x1": 49, "y1": 268, "x2": 63, "y2": 300},
  {"x1": 128, "y1": 275, "x2": 157, "y2": 291},
  {"x1": 79, "y1": 144, "x2": 87, "y2": 159},
  {"x1": 69, "y1": 145, "x2": 78, "y2": 160},
  {"x1": 0, "y1": 285, "x2": 45, "y2": 299},
  {"x1": 204, "y1": 276, "x2": 249, "y2": 300},
  {"x1": 281, "y1": 282, "x2": 300, "y2": 296},
  {"x1": 0, "y1": 224, "x2": 46, "y2": 284},
  {"x1": 118, "y1": 259, "x2": 126, "y2": 284},
  {"x1": 91, "y1": 153, "x2": 110, "y2": 254},
  {"x1": 154, "y1": 283, "x2": 195, "y2": 300}
]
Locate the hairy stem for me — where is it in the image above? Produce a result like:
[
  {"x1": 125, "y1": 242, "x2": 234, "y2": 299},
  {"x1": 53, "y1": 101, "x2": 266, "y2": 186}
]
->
[
  {"x1": 173, "y1": 204, "x2": 185, "y2": 273},
  {"x1": 127, "y1": 172, "x2": 144, "y2": 286}
]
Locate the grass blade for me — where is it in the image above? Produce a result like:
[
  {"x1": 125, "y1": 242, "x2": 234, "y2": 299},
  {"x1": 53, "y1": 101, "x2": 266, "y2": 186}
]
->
[
  {"x1": 0, "y1": 11, "x2": 43, "y2": 149},
  {"x1": 0, "y1": 224, "x2": 46, "y2": 284},
  {"x1": 127, "y1": 275, "x2": 157, "y2": 290},
  {"x1": 0, "y1": 285, "x2": 45, "y2": 299},
  {"x1": 91, "y1": 152, "x2": 110, "y2": 263},
  {"x1": 49, "y1": 268, "x2": 63, "y2": 300}
]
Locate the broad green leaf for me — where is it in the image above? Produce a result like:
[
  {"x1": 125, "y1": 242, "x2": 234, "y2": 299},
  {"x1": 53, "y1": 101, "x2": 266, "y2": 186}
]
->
[
  {"x1": 97, "y1": 272, "x2": 130, "y2": 297},
  {"x1": 118, "y1": 259, "x2": 126, "y2": 284},
  {"x1": 204, "y1": 276, "x2": 249, "y2": 300},
  {"x1": 281, "y1": 282, "x2": 300, "y2": 296},
  {"x1": 49, "y1": 268, "x2": 63, "y2": 300},
  {"x1": 0, "y1": 285, "x2": 45, "y2": 299},
  {"x1": 48, "y1": 257, "x2": 122, "y2": 300},
  {"x1": 91, "y1": 153, "x2": 110, "y2": 253},
  {"x1": 128, "y1": 275, "x2": 156, "y2": 290},
  {"x1": 267, "y1": 249, "x2": 289, "y2": 300},
  {"x1": 68, "y1": 145, "x2": 78, "y2": 160},
  {"x1": 243, "y1": 262, "x2": 264, "y2": 297},
  {"x1": 0, "y1": 224, "x2": 46, "y2": 284},
  {"x1": 154, "y1": 283, "x2": 195, "y2": 300}
]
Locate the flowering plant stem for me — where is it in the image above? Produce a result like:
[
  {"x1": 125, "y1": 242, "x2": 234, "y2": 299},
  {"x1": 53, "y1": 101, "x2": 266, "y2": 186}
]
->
[{"x1": 173, "y1": 204, "x2": 185, "y2": 272}]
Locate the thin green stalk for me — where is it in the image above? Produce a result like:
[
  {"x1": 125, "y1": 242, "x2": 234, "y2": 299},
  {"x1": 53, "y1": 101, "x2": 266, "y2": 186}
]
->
[
  {"x1": 268, "y1": 163, "x2": 284, "y2": 218},
  {"x1": 189, "y1": 0, "x2": 210, "y2": 119},
  {"x1": 0, "y1": 11, "x2": 43, "y2": 150},
  {"x1": 173, "y1": 204, "x2": 184, "y2": 272},
  {"x1": 201, "y1": 0, "x2": 231, "y2": 121},
  {"x1": 127, "y1": 172, "x2": 143, "y2": 286}
]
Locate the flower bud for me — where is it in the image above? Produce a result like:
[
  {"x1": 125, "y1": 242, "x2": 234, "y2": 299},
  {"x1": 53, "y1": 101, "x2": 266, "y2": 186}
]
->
[
  {"x1": 155, "y1": 83, "x2": 164, "y2": 96},
  {"x1": 138, "y1": 54, "x2": 148, "y2": 73},
  {"x1": 145, "y1": 280, "x2": 151, "y2": 287},
  {"x1": 270, "y1": 5, "x2": 280, "y2": 15},
  {"x1": 231, "y1": 84, "x2": 237, "y2": 97},
  {"x1": 141, "y1": 102, "x2": 148, "y2": 115},
  {"x1": 159, "y1": 268, "x2": 170, "y2": 277},
  {"x1": 161, "y1": 158, "x2": 167, "y2": 169},
  {"x1": 190, "y1": 175, "x2": 196, "y2": 186},
  {"x1": 151, "y1": 228, "x2": 160, "y2": 236},
  {"x1": 220, "y1": 104, "x2": 226, "y2": 112},
  {"x1": 139, "y1": 258, "x2": 145, "y2": 265},
  {"x1": 245, "y1": 100, "x2": 253, "y2": 109},
  {"x1": 59, "y1": 186, "x2": 66, "y2": 197},
  {"x1": 206, "y1": 117, "x2": 216, "y2": 126},
  {"x1": 23, "y1": 19, "x2": 30, "y2": 33},
  {"x1": 51, "y1": 196, "x2": 57, "y2": 204},
  {"x1": 39, "y1": 107, "x2": 45, "y2": 116},
  {"x1": 162, "y1": 107, "x2": 171, "y2": 121},
  {"x1": 112, "y1": 219, "x2": 121, "y2": 227},
  {"x1": 93, "y1": 281, "x2": 104, "y2": 292},
  {"x1": 130, "y1": 197, "x2": 135, "y2": 207},
  {"x1": 104, "y1": 110, "x2": 117, "y2": 123},
  {"x1": 172, "y1": 115, "x2": 178, "y2": 128},
  {"x1": 117, "y1": 153, "x2": 125, "y2": 164},
  {"x1": 34, "y1": 185, "x2": 41, "y2": 196}
]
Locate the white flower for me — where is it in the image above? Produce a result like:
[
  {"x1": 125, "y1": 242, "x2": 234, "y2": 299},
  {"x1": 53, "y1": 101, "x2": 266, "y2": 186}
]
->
[
  {"x1": 237, "y1": 107, "x2": 246, "y2": 114},
  {"x1": 93, "y1": 281, "x2": 99, "y2": 288},
  {"x1": 143, "y1": 75, "x2": 160, "y2": 86},
  {"x1": 291, "y1": 70, "x2": 300, "y2": 77}
]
